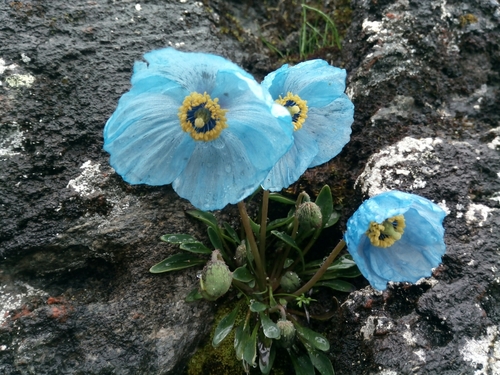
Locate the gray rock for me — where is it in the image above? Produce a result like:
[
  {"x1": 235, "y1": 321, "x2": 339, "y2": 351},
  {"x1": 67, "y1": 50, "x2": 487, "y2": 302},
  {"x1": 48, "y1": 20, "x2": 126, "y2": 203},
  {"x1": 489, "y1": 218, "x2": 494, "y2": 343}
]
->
[{"x1": 1, "y1": 0, "x2": 499, "y2": 374}]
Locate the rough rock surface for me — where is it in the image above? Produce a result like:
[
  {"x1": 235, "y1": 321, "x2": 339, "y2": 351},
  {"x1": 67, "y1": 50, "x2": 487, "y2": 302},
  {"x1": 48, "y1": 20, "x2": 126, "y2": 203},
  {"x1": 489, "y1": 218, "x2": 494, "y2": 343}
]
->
[{"x1": 1, "y1": 0, "x2": 499, "y2": 375}]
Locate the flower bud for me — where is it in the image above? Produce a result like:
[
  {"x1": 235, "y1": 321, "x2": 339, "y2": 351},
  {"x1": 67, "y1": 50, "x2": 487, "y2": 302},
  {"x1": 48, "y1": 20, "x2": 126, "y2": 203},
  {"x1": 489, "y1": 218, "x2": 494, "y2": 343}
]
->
[
  {"x1": 234, "y1": 240, "x2": 248, "y2": 267},
  {"x1": 277, "y1": 320, "x2": 296, "y2": 348},
  {"x1": 199, "y1": 250, "x2": 232, "y2": 301},
  {"x1": 280, "y1": 271, "x2": 301, "y2": 293},
  {"x1": 296, "y1": 201, "x2": 322, "y2": 231}
]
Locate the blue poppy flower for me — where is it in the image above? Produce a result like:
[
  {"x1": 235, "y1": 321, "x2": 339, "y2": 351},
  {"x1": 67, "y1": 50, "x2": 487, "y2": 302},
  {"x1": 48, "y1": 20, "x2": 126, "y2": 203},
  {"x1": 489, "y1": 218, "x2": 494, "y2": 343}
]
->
[
  {"x1": 260, "y1": 59, "x2": 354, "y2": 191},
  {"x1": 103, "y1": 48, "x2": 293, "y2": 211},
  {"x1": 344, "y1": 191, "x2": 446, "y2": 291}
]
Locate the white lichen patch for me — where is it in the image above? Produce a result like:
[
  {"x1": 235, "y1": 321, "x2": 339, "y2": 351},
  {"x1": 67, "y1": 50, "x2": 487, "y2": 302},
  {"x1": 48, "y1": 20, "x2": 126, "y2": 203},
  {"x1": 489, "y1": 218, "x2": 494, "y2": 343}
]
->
[
  {"x1": 0, "y1": 283, "x2": 47, "y2": 325},
  {"x1": 414, "y1": 349, "x2": 426, "y2": 362},
  {"x1": 0, "y1": 122, "x2": 24, "y2": 158},
  {"x1": 486, "y1": 127, "x2": 500, "y2": 151},
  {"x1": 5, "y1": 74, "x2": 35, "y2": 88},
  {"x1": 0, "y1": 58, "x2": 17, "y2": 75},
  {"x1": 362, "y1": 19, "x2": 383, "y2": 34},
  {"x1": 438, "y1": 200, "x2": 451, "y2": 215},
  {"x1": 402, "y1": 324, "x2": 417, "y2": 346},
  {"x1": 356, "y1": 137, "x2": 442, "y2": 197},
  {"x1": 67, "y1": 160, "x2": 105, "y2": 197},
  {"x1": 465, "y1": 203, "x2": 495, "y2": 227},
  {"x1": 376, "y1": 369, "x2": 398, "y2": 375},
  {"x1": 460, "y1": 326, "x2": 500, "y2": 375}
]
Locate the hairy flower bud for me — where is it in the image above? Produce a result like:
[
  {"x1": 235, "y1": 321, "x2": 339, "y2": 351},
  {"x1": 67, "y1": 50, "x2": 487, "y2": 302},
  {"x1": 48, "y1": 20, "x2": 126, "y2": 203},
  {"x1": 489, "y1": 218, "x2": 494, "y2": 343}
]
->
[
  {"x1": 277, "y1": 320, "x2": 296, "y2": 348},
  {"x1": 234, "y1": 240, "x2": 248, "y2": 267},
  {"x1": 280, "y1": 271, "x2": 301, "y2": 293},
  {"x1": 296, "y1": 201, "x2": 322, "y2": 231},
  {"x1": 199, "y1": 250, "x2": 232, "y2": 301}
]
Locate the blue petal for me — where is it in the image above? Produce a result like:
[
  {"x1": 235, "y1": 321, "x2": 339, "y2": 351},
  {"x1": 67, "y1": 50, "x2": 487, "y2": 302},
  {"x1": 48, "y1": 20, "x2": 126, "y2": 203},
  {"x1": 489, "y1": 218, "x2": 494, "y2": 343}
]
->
[
  {"x1": 344, "y1": 191, "x2": 446, "y2": 290},
  {"x1": 104, "y1": 92, "x2": 195, "y2": 185},
  {"x1": 137, "y1": 48, "x2": 253, "y2": 93},
  {"x1": 212, "y1": 70, "x2": 294, "y2": 171},
  {"x1": 305, "y1": 94, "x2": 354, "y2": 167},
  {"x1": 262, "y1": 128, "x2": 318, "y2": 191},
  {"x1": 262, "y1": 63, "x2": 290, "y2": 99},
  {"x1": 262, "y1": 60, "x2": 347, "y2": 107},
  {"x1": 172, "y1": 131, "x2": 272, "y2": 211}
]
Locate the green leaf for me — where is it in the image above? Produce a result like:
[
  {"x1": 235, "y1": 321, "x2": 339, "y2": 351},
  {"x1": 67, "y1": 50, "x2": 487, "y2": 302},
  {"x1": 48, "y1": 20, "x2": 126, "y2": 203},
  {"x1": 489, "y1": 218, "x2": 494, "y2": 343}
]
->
[
  {"x1": 207, "y1": 226, "x2": 223, "y2": 250},
  {"x1": 212, "y1": 305, "x2": 239, "y2": 348},
  {"x1": 259, "y1": 339, "x2": 276, "y2": 375},
  {"x1": 185, "y1": 288, "x2": 202, "y2": 302},
  {"x1": 223, "y1": 222, "x2": 240, "y2": 244},
  {"x1": 149, "y1": 253, "x2": 205, "y2": 273},
  {"x1": 186, "y1": 210, "x2": 219, "y2": 230},
  {"x1": 304, "y1": 254, "x2": 358, "y2": 272},
  {"x1": 320, "y1": 266, "x2": 362, "y2": 280},
  {"x1": 234, "y1": 325, "x2": 244, "y2": 361},
  {"x1": 249, "y1": 300, "x2": 268, "y2": 313},
  {"x1": 324, "y1": 211, "x2": 340, "y2": 228},
  {"x1": 267, "y1": 216, "x2": 295, "y2": 232},
  {"x1": 233, "y1": 266, "x2": 254, "y2": 283},
  {"x1": 289, "y1": 350, "x2": 315, "y2": 375},
  {"x1": 315, "y1": 185, "x2": 333, "y2": 229},
  {"x1": 160, "y1": 234, "x2": 197, "y2": 244},
  {"x1": 243, "y1": 323, "x2": 259, "y2": 366},
  {"x1": 295, "y1": 325, "x2": 330, "y2": 352},
  {"x1": 271, "y1": 230, "x2": 305, "y2": 268},
  {"x1": 179, "y1": 242, "x2": 212, "y2": 254},
  {"x1": 260, "y1": 313, "x2": 280, "y2": 339},
  {"x1": 306, "y1": 347, "x2": 335, "y2": 375},
  {"x1": 269, "y1": 193, "x2": 296, "y2": 205},
  {"x1": 271, "y1": 230, "x2": 301, "y2": 251},
  {"x1": 249, "y1": 218, "x2": 261, "y2": 237},
  {"x1": 316, "y1": 279, "x2": 357, "y2": 293}
]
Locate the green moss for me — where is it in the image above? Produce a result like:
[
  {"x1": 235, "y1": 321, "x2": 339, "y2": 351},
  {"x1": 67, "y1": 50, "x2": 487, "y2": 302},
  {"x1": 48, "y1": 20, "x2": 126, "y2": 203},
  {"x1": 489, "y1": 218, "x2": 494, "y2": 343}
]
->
[
  {"x1": 186, "y1": 299, "x2": 288, "y2": 375},
  {"x1": 186, "y1": 299, "x2": 245, "y2": 375}
]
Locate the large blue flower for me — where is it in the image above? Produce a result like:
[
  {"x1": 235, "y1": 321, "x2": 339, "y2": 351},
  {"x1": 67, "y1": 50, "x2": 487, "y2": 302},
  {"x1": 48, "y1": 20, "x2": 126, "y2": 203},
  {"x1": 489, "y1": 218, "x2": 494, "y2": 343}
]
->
[
  {"x1": 344, "y1": 191, "x2": 446, "y2": 291},
  {"x1": 104, "y1": 48, "x2": 293, "y2": 211},
  {"x1": 260, "y1": 59, "x2": 354, "y2": 191}
]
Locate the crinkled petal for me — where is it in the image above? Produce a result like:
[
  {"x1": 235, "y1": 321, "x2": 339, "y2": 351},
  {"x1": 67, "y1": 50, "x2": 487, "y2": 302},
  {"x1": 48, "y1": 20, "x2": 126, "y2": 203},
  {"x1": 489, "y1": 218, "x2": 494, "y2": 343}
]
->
[
  {"x1": 132, "y1": 48, "x2": 253, "y2": 94},
  {"x1": 262, "y1": 60, "x2": 347, "y2": 107},
  {"x1": 212, "y1": 70, "x2": 294, "y2": 171},
  {"x1": 262, "y1": 129, "x2": 318, "y2": 191},
  {"x1": 305, "y1": 94, "x2": 354, "y2": 167},
  {"x1": 344, "y1": 191, "x2": 446, "y2": 291},
  {"x1": 104, "y1": 92, "x2": 194, "y2": 185},
  {"x1": 172, "y1": 131, "x2": 272, "y2": 211}
]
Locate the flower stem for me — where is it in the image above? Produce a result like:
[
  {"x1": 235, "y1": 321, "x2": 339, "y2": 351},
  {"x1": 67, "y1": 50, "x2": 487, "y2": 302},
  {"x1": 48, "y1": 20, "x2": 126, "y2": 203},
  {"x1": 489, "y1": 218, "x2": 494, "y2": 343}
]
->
[
  {"x1": 270, "y1": 191, "x2": 307, "y2": 284},
  {"x1": 291, "y1": 239, "x2": 345, "y2": 297},
  {"x1": 237, "y1": 201, "x2": 266, "y2": 291},
  {"x1": 259, "y1": 190, "x2": 270, "y2": 269}
]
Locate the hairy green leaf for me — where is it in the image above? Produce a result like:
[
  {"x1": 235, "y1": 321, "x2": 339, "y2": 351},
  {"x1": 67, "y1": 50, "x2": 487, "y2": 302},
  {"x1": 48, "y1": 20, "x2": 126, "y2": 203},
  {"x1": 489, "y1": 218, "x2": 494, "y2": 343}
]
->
[
  {"x1": 179, "y1": 242, "x2": 212, "y2": 254},
  {"x1": 212, "y1": 305, "x2": 239, "y2": 348},
  {"x1": 149, "y1": 253, "x2": 205, "y2": 273}
]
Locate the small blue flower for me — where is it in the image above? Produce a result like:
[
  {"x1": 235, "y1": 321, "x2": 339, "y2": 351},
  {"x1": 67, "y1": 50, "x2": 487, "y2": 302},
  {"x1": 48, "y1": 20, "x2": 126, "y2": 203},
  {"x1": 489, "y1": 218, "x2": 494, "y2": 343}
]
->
[
  {"x1": 104, "y1": 48, "x2": 293, "y2": 211},
  {"x1": 344, "y1": 191, "x2": 446, "y2": 291},
  {"x1": 261, "y1": 59, "x2": 354, "y2": 191}
]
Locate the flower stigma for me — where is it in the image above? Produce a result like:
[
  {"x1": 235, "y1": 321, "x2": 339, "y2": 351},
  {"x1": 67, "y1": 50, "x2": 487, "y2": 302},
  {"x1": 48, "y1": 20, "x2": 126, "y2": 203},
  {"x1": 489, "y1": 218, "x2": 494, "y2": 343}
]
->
[
  {"x1": 366, "y1": 215, "x2": 406, "y2": 248},
  {"x1": 179, "y1": 92, "x2": 228, "y2": 141},
  {"x1": 276, "y1": 92, "x2": 308, "y2": 131}
]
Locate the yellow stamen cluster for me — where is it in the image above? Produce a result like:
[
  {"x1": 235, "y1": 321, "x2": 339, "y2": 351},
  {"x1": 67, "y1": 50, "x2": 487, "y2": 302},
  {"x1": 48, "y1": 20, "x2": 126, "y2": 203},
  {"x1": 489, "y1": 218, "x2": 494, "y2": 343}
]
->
[
  {"x1": 366, "y1": 215, "x2": 406, "y2": 248},
  {"x1": 178, "y1": 92, "x2": 228, "y2": 141},
  {"x1": 276, "y1": 92, "x2": 308, "y2": 131}
]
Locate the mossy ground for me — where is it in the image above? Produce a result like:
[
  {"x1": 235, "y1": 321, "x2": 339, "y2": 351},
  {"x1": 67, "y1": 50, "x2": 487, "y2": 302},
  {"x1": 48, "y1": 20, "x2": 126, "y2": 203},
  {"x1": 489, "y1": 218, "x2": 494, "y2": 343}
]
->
[{"x1": 186, "y1": 298, "x2": 290, "y2": 375}]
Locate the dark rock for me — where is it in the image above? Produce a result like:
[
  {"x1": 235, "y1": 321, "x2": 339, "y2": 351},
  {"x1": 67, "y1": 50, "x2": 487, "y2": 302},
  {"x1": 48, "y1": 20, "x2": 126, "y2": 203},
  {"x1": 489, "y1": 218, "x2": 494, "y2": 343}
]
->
[{"x1": 1, "y1": 0, "x2": 500, "y2": 374}]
